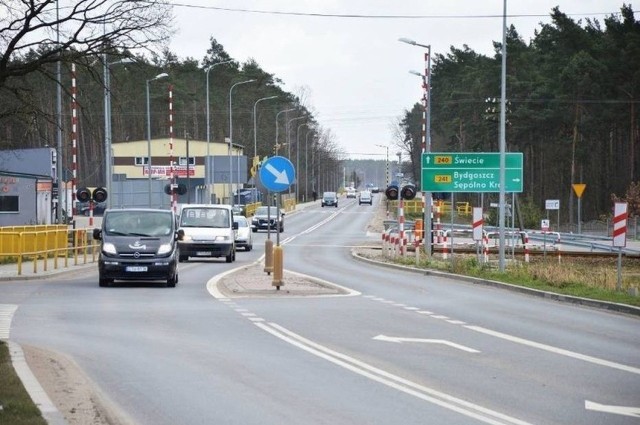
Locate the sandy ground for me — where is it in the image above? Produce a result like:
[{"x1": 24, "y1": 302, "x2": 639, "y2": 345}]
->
[{"x1": 22, "y1": 198, "x2": 389, "y2": 425}]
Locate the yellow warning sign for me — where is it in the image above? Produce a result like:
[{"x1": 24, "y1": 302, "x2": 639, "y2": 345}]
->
[{"x1": 572, "y1": 183, "x2": 586, "y2": 198}]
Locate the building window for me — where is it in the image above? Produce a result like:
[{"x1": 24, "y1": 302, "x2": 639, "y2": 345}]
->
[
  {"x1": 178, "y1": 157, "x2": 195, "y2": 166},
  {"x1": 0, "y1": 196, "x2": 19, "y2": 212},
  {"x1": 135, "y1": 157, "x2": 150, "y2": 166}
]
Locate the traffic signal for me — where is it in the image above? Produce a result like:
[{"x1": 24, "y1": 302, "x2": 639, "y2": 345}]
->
[
  {"x1": 384, "y1": 183, "x2": 417, "y2": 200},
  {"x1": 76, "y1": 186, "x2": 108, "y2": 203},
  {"x1": 76, "y1": 187, "x2": 92, "y2": 203},
  {"x1": 385, "y1": 184, "x2": 399, "y2": 200},
  {"x1": 92, "y1": 187, "x2": 108, "y2": 203},
  {"x1": 400, "y1": 183, "x2": 417, "y2": 200}
]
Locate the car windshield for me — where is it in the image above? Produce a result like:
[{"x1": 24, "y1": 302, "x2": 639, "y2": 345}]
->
[
  {"x1": 255, "y1": 207, "x2": 279, "y2": 216},
  {"x1": 234, "y1": 217, "x2": 248, "y2": 227},
  {"x1": 104, "y1": 211, "x2": 173, "y2": 237},
  {"x1": 180, "y1": 208, "x2": 230, "y2": 228},
  {"x1": 323, "y1": 192, "x2": 336, "y2": 199}
]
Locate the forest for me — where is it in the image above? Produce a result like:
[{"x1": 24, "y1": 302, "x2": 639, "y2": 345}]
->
[
  {"x1": 393, "y1": 5, "x2": 639, "y2": 223},
  {"x1": 0, "y1": 2, "x2": 638, "y2": 223}
]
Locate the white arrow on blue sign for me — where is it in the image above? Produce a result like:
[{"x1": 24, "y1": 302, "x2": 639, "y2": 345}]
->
[{"x1": 259, "y1": 156, "x2": 296, "y2": 193}]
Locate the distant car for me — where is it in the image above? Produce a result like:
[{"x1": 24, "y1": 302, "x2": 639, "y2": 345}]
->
[
  {"x1": 233, "y1": 215, "x2": 253, "y2": 251},
  {"x1": 346, "y1": 188, "x2": 357, "y2": 198},
  {"x1": 251, "y1": 206, "x2": 284, "y2": 232},
  {"x1": 80, "y1": 202, "x2": 106, "y2": 216},
  {"x1": 321, "y1": 192, "x2": 338, "y2": 207},
  {"x1": 370, "y1": 186, "x2": 380, "y2": 193},
  {"x1": 232, "y1": 204, "x2": 245, "y2": 216},
  {"x1": 359, "y1": 190, "x2": 373, "y2": 205}
]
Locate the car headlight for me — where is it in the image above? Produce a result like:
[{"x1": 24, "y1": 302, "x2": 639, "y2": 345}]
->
[
  {"x1": 214, "y1": 235, "x2": 229, "y2": 241},
  {"x1": 157, "y1": 243, "x2": 172, "y2": 255},
  {"x1": 103, "y1": 242, "x2": 117, "y2": 255}
]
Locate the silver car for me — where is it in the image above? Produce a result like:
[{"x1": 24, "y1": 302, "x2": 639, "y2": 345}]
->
[{"x1": 233, "y1": 215, "x2": 253, "y2": 251}]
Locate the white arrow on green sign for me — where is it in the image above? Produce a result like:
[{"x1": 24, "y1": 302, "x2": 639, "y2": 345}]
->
[{"x1": 421, "y1": 152, "x2": 523, "y2": 193}]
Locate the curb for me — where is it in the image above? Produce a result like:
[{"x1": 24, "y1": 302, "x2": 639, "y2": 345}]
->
[
  {"x1": 8, "y1": 341, "x2": 68, "y2": 425},
  {"x1": 351, "y1": 249, "x2": 640, "y2": 317}
]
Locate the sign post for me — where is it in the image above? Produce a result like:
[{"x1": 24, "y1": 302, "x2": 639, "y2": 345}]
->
[
  {"x1": 613, "y1": 202, "x2": 628, "y2": 291},
  {"x1": 572, "y1": 184, "x2": 586, "y2": 234},
  {"x1": 259, "y1": 156, "x2": 295, "y2": 290},
  {"x1": 545, "y1": 199, "x2": 560, "y2": 232}
]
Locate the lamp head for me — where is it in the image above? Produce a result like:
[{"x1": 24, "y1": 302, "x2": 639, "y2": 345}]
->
[
  {"x1": 409, "y1": 70, "x2": 423, "y2": 77},
  {"x1": 154, "y1": 72, "x2": 169, "y2": 80},
  {"x1": 398, "y1": 37, "x2": 416, "y2": 45}
]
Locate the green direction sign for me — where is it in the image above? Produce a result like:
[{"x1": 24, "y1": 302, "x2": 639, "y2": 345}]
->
[{"x1": 421, "y1": 152, "x2": 523, "y2": 193}]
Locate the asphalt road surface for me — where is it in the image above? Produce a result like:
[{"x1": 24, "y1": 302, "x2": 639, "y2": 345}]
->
[{"x1": 1, "y1": 195, "x2": 639, "y2": 424}]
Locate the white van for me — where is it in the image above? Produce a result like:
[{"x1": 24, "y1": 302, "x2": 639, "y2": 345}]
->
[{"x1": 177, "y1": 204, "x2": 238, "y2": 263}]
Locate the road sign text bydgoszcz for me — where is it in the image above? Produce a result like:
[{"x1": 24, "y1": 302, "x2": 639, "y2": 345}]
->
[{"x1": 421, "y1": 152, "x2": 523, "y2": 193}]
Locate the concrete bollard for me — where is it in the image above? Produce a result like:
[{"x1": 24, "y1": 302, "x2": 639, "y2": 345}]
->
[
  {"x1": 272, "y1": 245, "x2": 283, "y2": 289},
  {"x1": 264, "y1": 239, "x2": 274, "y2": 275}
]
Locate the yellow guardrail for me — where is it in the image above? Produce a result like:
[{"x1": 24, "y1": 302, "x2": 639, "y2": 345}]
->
[
  {"x1": 244, "y1": 202, "x2": 261, "y2": 217},
  {"x1": 387, "y1": 200, "x2": 473, "y2": 216},
  {"x1": 0, "y1": 226, "x2": 98, "y2": 276}
]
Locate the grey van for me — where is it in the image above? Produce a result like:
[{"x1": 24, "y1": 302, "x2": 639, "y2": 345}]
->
[{"x1": 92, "y1": 208, "x2": 179, "y2": 287}]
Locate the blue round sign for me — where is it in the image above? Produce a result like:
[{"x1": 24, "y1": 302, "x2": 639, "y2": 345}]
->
[{"x1": 259, "y1": 156, "x2": 296, "y2": 193}]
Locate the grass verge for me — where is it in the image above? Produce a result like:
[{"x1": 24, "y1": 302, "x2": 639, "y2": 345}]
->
[
  {"x1": 360, "y1": 251, "x2": 640, "y2": 307},
  {"x1": 0, "y1": 341, "x2": 46, "y2": 425}
]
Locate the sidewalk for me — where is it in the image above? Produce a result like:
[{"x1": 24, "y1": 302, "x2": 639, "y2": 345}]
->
[{"x1": 0, "y1": 255, "x2": 97, "y2": 282}]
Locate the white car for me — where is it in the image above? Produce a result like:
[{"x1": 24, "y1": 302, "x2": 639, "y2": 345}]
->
[
  {"x1": 346, "y1": 188, "x2": 357, "y2": 198},
  {"x1": 233, "y1": 215, "x2": 253, "y2": 251},
  {"x1": 359, "y1": 190, "x2": 373, "y2": 205}
]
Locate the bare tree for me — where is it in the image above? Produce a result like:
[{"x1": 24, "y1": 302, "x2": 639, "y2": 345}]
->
[{"x1": 0, "y1": 0, "x2": 174, "y2": 118}]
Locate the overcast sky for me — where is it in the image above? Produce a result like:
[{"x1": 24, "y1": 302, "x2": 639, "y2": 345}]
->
[{"x1": 169, "y1": 1, "x2": 630, "y2": 160}]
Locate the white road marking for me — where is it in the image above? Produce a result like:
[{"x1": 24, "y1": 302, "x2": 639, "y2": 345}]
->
[
  {"x1": 585, "y1": 400, "x2": 640, "y2": 418},
  {"x1": 256, "y1": 322, "x2": 530, "y2": 425},
  {"x1": 373, "y1": 334, "x2": 480, "y2": 353},
  {"x1": 0, "y1": 304, "x2": 18, "y2": 340},
  {"x1": 466, "y1": 325, "x2": 640, "y2": 375}
]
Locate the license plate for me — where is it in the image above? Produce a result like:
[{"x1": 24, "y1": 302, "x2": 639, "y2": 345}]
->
[
  {"x1": 196, "y1": 251, "x2": 212, "y2": 256},
  {"x1": 126, "y1": 266, "x2": 148, "y2": 272}
]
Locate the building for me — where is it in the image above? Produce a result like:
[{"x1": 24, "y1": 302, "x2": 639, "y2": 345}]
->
[
  {"x1": 0, "y1": 148, "x2": 57, "y2": 226},
  {"x1": 110, "y1": 138, "x2": 249, "y2": 207}
]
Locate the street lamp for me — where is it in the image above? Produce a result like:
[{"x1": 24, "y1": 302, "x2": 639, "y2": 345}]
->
[
  {"x1": 296, "y1": 122, "x2": 308, "y2": 201},
  {"x1": 228, "y1": 79, "x2": 256, "y2": 205},
  {"x1": 400, "y1": 36, "x2": 433, "y2": 258},
  {"x1": 253, "y1": 96, "x2": 278, "y2": 159},
  {"x1": 286, "y1": 115, "x2": 306, "y2": 160},
  {"x1": 205, "y1": 60, "x2": 233, "y2": 204},
  {"x1": 305, "y1": 128, "x2": 315, "y2": 201},
  {"x1": 275, "y1": 108, "x2": 296, "y2": 154},
  {"x1": 104, "y1": 56, "x2": 134, "y2": 209},
  {"x1": 146, "y1": 72, "x2": 169, "y2": 207}
]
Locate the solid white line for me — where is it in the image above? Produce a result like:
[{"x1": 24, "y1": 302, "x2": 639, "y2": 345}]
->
[
  {"x1": 466, "y1": 325, "x2": 640, "y2": 375},
  {"x1": 585, "y1": 400, "x2": 640, "y2": 418},
  {"x1": 257, "y1": 322, "x2": 531, "y2": 425}
]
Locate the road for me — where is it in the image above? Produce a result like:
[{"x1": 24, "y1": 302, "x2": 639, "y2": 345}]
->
[{"x1": 1, "y1": 195, "x2": 639, "y2": 424}]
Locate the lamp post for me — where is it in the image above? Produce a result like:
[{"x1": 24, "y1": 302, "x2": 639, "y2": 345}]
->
[
  {"x1": 146, "y1": 72, "x2": 169, "y2": 207},
  {"x1": 104, "y1": 57, "x2": 134, "y2": 209},
  {"x1": 295, "y1": 122, "x2": 308, "y2": 201},
  {"x1": 253, "y1": 96, "x2": 278, "y2": 159},
  {"x1": 228, "y1": 79, "x2": 256, "y2": 204},
  {"x1": 305, "y1": 128, "x2": 315, "y2": 201},
  {"x1": 205, "y1": 60, "x2": 232, "y2": 204},
  {"x1": 286, "y1": 115, "x2": 306, "y2": 160},
  {"x1": 400, "y1": 36, "x2": 433, "y2": 258},
  {"x1": 275, "y1": 108, "x2": 296, "y2": 154}
]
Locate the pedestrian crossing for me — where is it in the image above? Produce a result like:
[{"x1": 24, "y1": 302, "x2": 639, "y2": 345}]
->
[{"x1": 0, "y1": 304, "x2": 18, "y2": 340}]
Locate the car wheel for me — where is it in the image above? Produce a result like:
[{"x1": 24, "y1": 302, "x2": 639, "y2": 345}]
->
[
  {"x1": 99, "y1": 276, "x2": 112, "y2": 287},
  {"x1": 322, "y1": 204, "x2": 325, "y2": 207},
  {"x1": 252, "y1": 228, "x2": 257, "y2": 233},
  {"x1": 226, "y1": 250, "x2": 233, "y2": 263},
  {"x1": 167, "y1": 272, "x2": 178, "y2": 287}
]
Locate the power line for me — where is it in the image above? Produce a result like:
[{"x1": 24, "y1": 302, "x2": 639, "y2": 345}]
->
[{"x1": 167, "y1": 2, "x2": 630, "y2": 20}]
